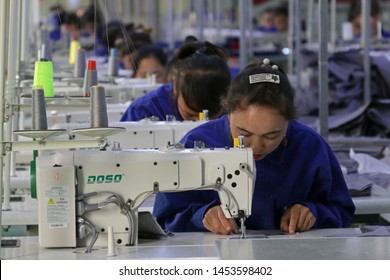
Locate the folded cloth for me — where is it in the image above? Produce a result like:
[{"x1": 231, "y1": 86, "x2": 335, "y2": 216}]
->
[
  {"x1": 344, "y1": 173, "x2": 373, "y2": 197},
  {"x1": 350, "y1": 148, "x2": 390, "y2": 174}
]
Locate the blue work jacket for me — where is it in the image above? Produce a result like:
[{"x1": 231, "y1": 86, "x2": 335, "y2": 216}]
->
[
  {"x1": 153, "y1": 115, "x2": 355, "y2": 232},
  {"x1": 120, "y1": 83, "x2": 183, "y2": 121}
]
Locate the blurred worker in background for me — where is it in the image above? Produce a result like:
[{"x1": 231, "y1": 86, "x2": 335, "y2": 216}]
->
[
  {"x1": 256, "y1": 2, "x2": 288, "y2": 33},
  {"x1": 348, "y1": 0, "x2": 390, "y2": 38},
  {"x1": 131, "y1": 45, "x2": 168, "y2": 83},
  {"x1": 120, "y1": 40, "x2": 231, "y2": 122},
  {"x1": 118, "y1": 32, "x2": 154, "y2": 70}
]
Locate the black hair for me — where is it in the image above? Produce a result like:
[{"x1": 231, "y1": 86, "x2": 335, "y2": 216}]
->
[
  {"x1": 118, "y1": 40, "x2": 136, "y2": 57},
  {"x1": 176, "y1": 57, "x2": 230, "y2": 118},
  {"x1": 65, "y1": 13, "x2": 82, "y2": 29},
  {"x1": 184, "y1": 35, "x2": 198, "y2": 43},
  {"x1": 166, "y1": 40, "x2": 228, "y2": 80},
  {"x1": 163, "y1": 55, "x2": 179, "y2": 83},
  {"x1": 132, "y1": 45, "x2": 167, "y2": 77},
  {"x1": 176, "y1": 41, "x2": 228, "y2": 61},
  {"x1": 100, "y1": 21, "x2": 123, "y2": 50},
  {"x1": 128, "y1": 32, "x2": 153, "y2": 47},
  {"x1": 172, "y1": 41, "x2": 230, "y2": 118},
  {"x1": 224, "y1": 60, "x2": 296, "y2": 120},
  {"x1": 274, "y1": 2, "x2": 289, "y2": 17}
]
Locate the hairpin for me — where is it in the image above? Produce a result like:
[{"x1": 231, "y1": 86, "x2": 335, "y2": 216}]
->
[
  {"x1": 262, "y1": 58, "x2": 279, "y2": 70},
  {"x1": 249, "y1": 73, "x2": 280, "y2": 84}
]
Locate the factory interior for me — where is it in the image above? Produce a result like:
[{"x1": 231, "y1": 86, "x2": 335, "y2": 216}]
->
[{"x1": 1, "y1": 0, "x2": 390, "y2": 265}]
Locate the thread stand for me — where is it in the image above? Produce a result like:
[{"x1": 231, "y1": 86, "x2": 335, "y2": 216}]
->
[
  {"x1": 72, "y1": 85, "x2": 125, "y2": 139},
  {"x1": 15, "y1": 86, "x2": 67, "y2": 140},
  {"x1": 71, "y1": 127, "x2": 125, "y2": 139},
  {"x1": 13, "y1": 129, "x2": 66, "y2": 141}
]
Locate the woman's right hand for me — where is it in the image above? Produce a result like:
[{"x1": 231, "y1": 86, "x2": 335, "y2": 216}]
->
[{"x1": 202, "y1": 205, "x2": 239, "y2": 235}]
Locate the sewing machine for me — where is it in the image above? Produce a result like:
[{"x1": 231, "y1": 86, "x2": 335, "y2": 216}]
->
[
  {"x1": 36, "y1": 145, "x2": 255, "y2": 252},
  {"x1": 50, "y1": 121, "x2": 204, "y2": 149}
]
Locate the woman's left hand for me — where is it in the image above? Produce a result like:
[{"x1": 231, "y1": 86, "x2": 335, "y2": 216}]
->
[{"x1": 280, "y1": 204, "x2": 316, "y2": 234}]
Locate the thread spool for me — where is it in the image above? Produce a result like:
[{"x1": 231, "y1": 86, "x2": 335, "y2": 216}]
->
[
  {"x1": 41, "y1": 28, "x2": 52, "y2": 60},
  {"x1": 238, "y1": 136, "x2": 245, "y2": 148},
  {"x1": 32, "y1": 86, "x2": 48, "y2": 130},
  {"x1": 377, "y1": 21, "x2": 383, "y2": 40},
  {"x1": 198, "y1": 112, "x2": 204, "y2": 121},
  {"x1": 108, "y1": 48, "x2": 119, "y2": 77},
  {"x1": 90, "y1": 85, "x2": 108, "y2": 128},
  {"x1": 41, "y1": 43, "x2": 52, "y2": 61},
  {"x1": 33, "y1": 59, "x2": 54, "y2": 98},
  {"x1": 203, "y1": 109, "x2": 209, "y2": 121},
  {"x1": 74, "y1": 48, "x2": 86, "y2": 78},
  {"x1": 83, "y1": 60, "x2": 98, "y2": 97},
  {"x1": 233, "y1": 137, "x2": 239, "y2": 148},
  {"x1": 69, "y1": 40, "x2": 80, "y2": 65}
]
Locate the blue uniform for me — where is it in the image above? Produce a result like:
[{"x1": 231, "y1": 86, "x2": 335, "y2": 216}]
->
[
  {"x1": 153, "y1": 115, "x2": 355, "y2": 232},
  {"x1": 120, "y1": 83, "x2": 183, "y2": 121}
]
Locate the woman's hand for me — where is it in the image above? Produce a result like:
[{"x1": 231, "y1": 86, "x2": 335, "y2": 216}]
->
[
  {"x1": 280, "y1": 204, "x2": 316, "y2": 234},
  {"x1": 203, "y1": 205, "x2": 239, "y2": 235}
]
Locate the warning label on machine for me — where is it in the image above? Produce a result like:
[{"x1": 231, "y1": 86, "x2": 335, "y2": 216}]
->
[{"x1": 45, "y1": 186, "x2": 70, "y2": 228}]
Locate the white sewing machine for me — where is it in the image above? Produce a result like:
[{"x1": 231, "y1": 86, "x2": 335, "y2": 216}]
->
[
  {"x1": 36, "y1": 145, "x2": 255, "y2": 252},
  {"x1": 50, "y1": 121, "x2": 204, "y2": 149}
]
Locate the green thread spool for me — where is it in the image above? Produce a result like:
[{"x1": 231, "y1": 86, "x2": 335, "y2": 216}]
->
[{"x1": 33, "y1": 59, "x2": 54, "y2": 98}]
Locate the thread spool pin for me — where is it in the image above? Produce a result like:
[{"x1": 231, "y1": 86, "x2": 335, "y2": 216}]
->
[{"x1": 107, "y1": 226, "x2": 116, "y2": 257}]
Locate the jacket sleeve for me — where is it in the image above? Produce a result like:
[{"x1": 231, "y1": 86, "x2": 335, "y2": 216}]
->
[
  {"x1": 296, "y1": 143, "x2": 355, "y2": 228},
  {"x1": 152, "y1": 191, "x2": 220, "y2": 232},
  {"x1": 120, "y1": 101, "x2": 153, "y2": 121}
]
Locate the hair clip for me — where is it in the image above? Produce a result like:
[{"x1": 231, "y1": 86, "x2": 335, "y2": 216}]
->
[
  {"x1": 262, "y1": 58, "x2": 279, "y2": 70},
  {"x1": 249, "y1": 73, "x2": 280, "y2": 84}
]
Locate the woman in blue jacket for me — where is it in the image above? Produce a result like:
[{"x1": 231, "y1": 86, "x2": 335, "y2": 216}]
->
[
  {"x1": 153, "y1": 59, "x2": 355, "y2": 235},
  {"x1": 120, "y1": 41, "x2": 231, "y2": 121}
]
